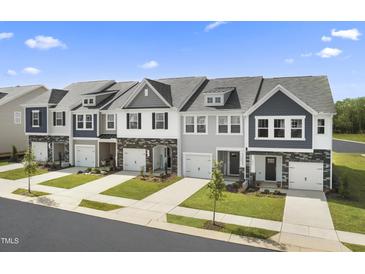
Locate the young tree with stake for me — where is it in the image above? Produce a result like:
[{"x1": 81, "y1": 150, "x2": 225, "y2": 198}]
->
[
  {"x1": 22, "y1": 148, "x2": 38, "y2": 193},
  {"x1": 207, "y1": 161, "x2": 225, "y2": 225}
]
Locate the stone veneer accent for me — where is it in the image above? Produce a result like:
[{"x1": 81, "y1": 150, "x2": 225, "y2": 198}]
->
[
  {"x1": 117, "y1": 138, "x2": 178, "y2": 174},
  {"x1": 246, "y1": 149, "x2": 331, "y2": 190},
  {"x1": 28, "y1": 135, "x2": 70, "y2": 163}
]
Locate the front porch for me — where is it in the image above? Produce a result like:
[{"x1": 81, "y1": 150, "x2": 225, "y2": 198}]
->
[
  {"x1": 217, "y1": 149, "x2": 245, "y2": 183},
  {"x1": 152, "y1": 145, "x2": 172, "y2": 174},
  {"x1": 99, "y1": 141, "x2": 117, "y2": 168}
]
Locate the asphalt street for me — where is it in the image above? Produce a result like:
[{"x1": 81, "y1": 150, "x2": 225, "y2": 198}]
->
[
  {"x1": 333, "y1": 139, "x2": 365, "y2": 153},
  {"x1": 0, "y1": 197, "x2": 270, "y2": 252}
]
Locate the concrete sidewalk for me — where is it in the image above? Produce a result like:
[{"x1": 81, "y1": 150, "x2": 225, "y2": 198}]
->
[{"x1": 0, "y1": 163, "x2": 23, "y2": 173}]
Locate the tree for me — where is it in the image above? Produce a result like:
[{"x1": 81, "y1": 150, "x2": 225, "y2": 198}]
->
[
  {"x1": 10, "y1": 145, "x2": 18, "y2": 162},
  {"x1": 207, "y1": 161, "x2": 225, "y2": 225},
  {"x1": 22, "y1": 148, "x2": 38, "y2": 193}
]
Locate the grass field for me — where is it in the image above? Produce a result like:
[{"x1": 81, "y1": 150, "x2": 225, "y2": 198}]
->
[
  {"x1": 40, "y1": 174, "x2": 101, "y2": 189},
  {"x1": 12, "y1": 188, "x2": 49, "y2": 197},
  {"x1": 333, "y1": 133, "x2": 365, "y2": 143},
  {"x1": 79, "y1": 199, "x2": 122, "y2": 211},
  {"x1": 0, "y1": 168, "x2": 48, "y2": 180}
]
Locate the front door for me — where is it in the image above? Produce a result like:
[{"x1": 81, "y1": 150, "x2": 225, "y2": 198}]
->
[
  {"x1": 265, "y1": 157, "x2": 276, "y2": 181},
  {"x1": 229, "y1": 152, "x2": 240, "y2": 175}
]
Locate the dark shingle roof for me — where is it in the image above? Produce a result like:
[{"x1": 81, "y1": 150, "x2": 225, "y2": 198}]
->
[
  {"x1": 257, "y1": 76, "x2": 336, "y2": 113},
  {"x1": 203, "y1": 87, "x2": 235, "y2": 94},
  {"x1": 0, "y1": 92, "x2": 7, "y2": 100},
  {"x1": 48, "y1": 89, "x2": 68, "y2": 104},
  {"x1": 146, "y1": 79, "x2": 172, "y2": 105}
]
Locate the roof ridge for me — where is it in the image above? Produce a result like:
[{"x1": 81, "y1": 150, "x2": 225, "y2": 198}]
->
[
  {"x1": 264, "y1": 75, "x2": 327, "y2": 80},
  {"x1": 0, "y1": 84, "x2": 43, "y2": 90}
]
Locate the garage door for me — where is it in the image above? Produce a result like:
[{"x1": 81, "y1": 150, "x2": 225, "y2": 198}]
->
[
  {"x1": 123, "y1": 148, "x2": 146, "y2": 171},
  {"x1": 32, "y1": 142, "x2": 48, "y2": 162},
  {"x1": 184, "y1": 153, "x2": 212, "y2": 179},
  {"x1": 289, "y1": 162, "x2": 323, "y2": 191},
  {"x1": 75, "y1": 145, "x2": 96, "y2": 167}
]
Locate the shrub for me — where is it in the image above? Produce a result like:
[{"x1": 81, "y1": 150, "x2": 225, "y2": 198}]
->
[
  {"x1": 10, "y1": 145, "x2": 19, "y2": 162},
  {"x1": 140, "y1": 166, "x2": 145, "y2": 177},
  {"x1": 91, "y1": 167, "x2": 101, "y2": 174}
]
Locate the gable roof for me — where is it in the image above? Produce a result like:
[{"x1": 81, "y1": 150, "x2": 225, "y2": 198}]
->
[
  {"x1": 48, "y1": 89, "x2": 69, "y2": 104},
  {"x1": 145, "y1": 79, "x2": 172, "y2": 105},
  {"x1": 256, "y1": 76, "x2": 336, "y2": 114},
  {"x1": 0, "y1": 85, "x2": 46, "y2": 106},
  {"x1": 203, "y1": 87, "x2": 235, "y2": 94},
  {"x1": 181, "y1": 76, "x2": 263, "y2": 112}
]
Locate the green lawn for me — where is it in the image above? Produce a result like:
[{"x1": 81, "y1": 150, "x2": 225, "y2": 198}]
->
[
  {"x1": 40, "y1": 174, "x2": 101, "y2": 189},
  {"x1": 333, "y1": 133, "x2": 365, "y2": 143},
  {"x1": 327, "y1": 153, "x2": 365, "y2": 234},
  {"x1": 101, "y1": 176, "x2": 182, "y2": 200},
  {"x1": 12, "y1": 188, "x2": 49, "y2": 197},
  {"x1": 0, "y1": 167, "x2": 48, "y2": 180},
  {"x1": 167, "y1": 214, "x2": 277, "y2": 239},
  {"x1": 79, "y1": 199, "x2": 122, "y2": 211},
  {"x1": 343, "y1": 242, "x2": 365, "y2": 252},
  {"x1": 0, "y1": 159, "x2": 10, "y2": 166},
  {"x1": 180, "y1": 186, "x2": 285, "y2": 221}
]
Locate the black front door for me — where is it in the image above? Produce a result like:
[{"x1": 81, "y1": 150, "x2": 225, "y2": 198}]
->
[
  {"x1": 265, "y1": 157, "x2": 276, "y2": 181},
  {"x1": 229, "y1": 152, "x2": 240, "y2": 175}
]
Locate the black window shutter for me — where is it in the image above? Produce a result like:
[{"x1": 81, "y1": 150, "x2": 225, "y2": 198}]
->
[
  {"x1": 126, "y1": 113, "x2": 130, "y2": 129},
  {"x1": 165, "y1": 112, "x2": 168, "y2": 129},
  {"x1": 152, "y1": 113, "x2": 155, "y2": 129},
  {"x1": 62, "y1": 112, "x2": 66, "y2": 126},
  {"x1": 53, "y1": 112, "x2": 56, "y2": 126},
  {"x1": 138, "y1": 113, "x2": 141, "y2": 129},
  {"x1": 39, "y1": 110, "x2": 42, "y2": 127}
]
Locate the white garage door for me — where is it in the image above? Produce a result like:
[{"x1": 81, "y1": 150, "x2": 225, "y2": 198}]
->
[
  {"x1": 75, "y1": 145, "x2": 96, "y2": 167},
  {"x1": 32, "y1": 142, "x2": 48, "y2": 162},
  {"x1": 184, "y1": 153, "x2": 212, "y2": 179},
  {"x1": 123, "y1": 148, "x2": 146, "y2": 171},
  {"x1": 289, "y1": 162, "x2": 323, "y2": 191}
]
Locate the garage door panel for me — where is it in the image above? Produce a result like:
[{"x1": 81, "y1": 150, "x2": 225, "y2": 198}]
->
[
  {"x1": 75, "y1": 145, "x2": 95, "y2": 167},
  {"x1": 123, "y1": 148, "x2": 146, "y2": 171},
  {"x1": 184, "y1": 154, "x2": 212, "y2": 179},
  {"x1": 289, "y1": 162, "x2": 323, "y2": 191},
  {"x1": 32, "y1": 142, "x2": 48, "y2": 162}
]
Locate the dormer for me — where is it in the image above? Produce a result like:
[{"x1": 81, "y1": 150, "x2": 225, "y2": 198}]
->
[
  {"x1": 83, "y1": 96, "x2": 96, "y2": 107},
  {"x1": 203, "y1": 87, "x2": 235, "y2": 106}
]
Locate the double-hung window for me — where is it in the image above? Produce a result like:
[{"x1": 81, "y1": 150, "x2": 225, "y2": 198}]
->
[
  {"x1": 231, "y1": 116, "x2": 241, "y2": 133},
  {"x1": 207, "y1": 97, "x2": 213, "y2": 104},
  {"x1": 317, "y1": 119, "x2": 325, "y2": 134},
  {"x1": 14, "y1": 112, "x2": 21, "y2": 125},
  {"x1": 185, "y1": 116, "x2": 195, "y2": 133},
  {"x1": 291, "y1": 119, "x2": 303, "y2": 138},
  {"x1": 77, "y1": 114, "x2": 93, "y2": 130},
  {"x1": 106, "y1": 114, "x2": 115, "y2": 130},
  {"x1": 274, "y1": 119, "x2": 285, "y2": 138},
  {"x1": 218, "y1": 116, "x2": 228, "y2": 133},
  {"x1": 55, "y1": 112, "x2": 64, "y2": 126},
  {"x1": 215, "y1": 97, "x2": 221, "y2": 104},
  {"x1": 155, "y1": 113, "x2": 165, "y2": 129},
  {"x1": 32, "y1": 110, "x2": 40, "y2": 127},
  {"x1": 129, "y1": 113, "x2": 139, "y2": 129},
  {"x1": 257, "y1": 119, "x2": 269, "y2": 138},
  {"x1": 77, "y1": 115, "x2": 84, "y2": 129},
  {"x1": 85, "y1": 115, "x2": 93, "y2": 129},
  {"x1": 197, "y1": 116, "x2": 207, "y2": 133}
]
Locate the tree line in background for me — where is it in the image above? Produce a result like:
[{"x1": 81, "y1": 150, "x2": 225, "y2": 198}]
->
[{"x1": 334, "y1": 97, "x2": 365, "y2": 133}]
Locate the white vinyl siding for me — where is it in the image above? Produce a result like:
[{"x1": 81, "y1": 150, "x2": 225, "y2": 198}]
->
[
  {"x1": 14, "y1": 111, "x2": 21, "y2": 125},
  {"x1": 106, "y1": 114, "x2": 116, "y2": 130}
]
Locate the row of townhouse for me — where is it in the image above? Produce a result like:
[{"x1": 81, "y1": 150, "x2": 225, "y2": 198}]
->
[{"x1": 21, "y1": 75, "x2": 335, "y2": 191}]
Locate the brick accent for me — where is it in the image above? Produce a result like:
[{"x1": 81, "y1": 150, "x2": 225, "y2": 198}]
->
[
  {"x1": 246, "y1": 149, "x2": 331, "y2": 191},
  {"x1": 28, "y1": 135, "x2": 70, "y2": 163},
  {"x1": 117, "y1": 138, "x2": 178, "y2": 174}
]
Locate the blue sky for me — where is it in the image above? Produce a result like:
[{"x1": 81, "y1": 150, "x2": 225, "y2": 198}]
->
[{"x1": 0, "y1": 21, "x2": 364, "y2": 101}]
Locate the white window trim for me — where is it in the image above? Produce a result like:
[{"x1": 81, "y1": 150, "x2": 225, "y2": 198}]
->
[
  {"x1": 106, "y1": 114, "x2": 116, "y2": 130},
  {"x1": 254, "y1": 116, "x2": 306, "y2": 141},
  {"x1": 317, "y1": 118, "x2": 325, "y2": 134},
  {"x1": 274, "y1": 118, "x2": 285, "y2": 138},
  {"x1": 154, "y1": 112, "x2": 165, "y2": 130},
  {"x1": 14, "y1": 111, "x2": 21, "y2": 125},
  {"x1": 83, "y1": 97, "x2": 96, "y2": 107},
  {"x1": 54, "y1": 111, "x2": 64, "y2": 127},
  {"x1": 31, "y1": 110, "x2": 40, "y2": 128},
  {"x1": 128, "y1": 113, "x2": 139, "y2": 130},
  {"x1": 183, "y1": 115, "x2": 208, "y2": 135},
  {"x1": 216, "y1": 115, "x2": 242, "y2": 135},
  {"x1": 205, "y1": 95, "x2": 224, "y2": 106},
  {"x1": 76, "y1": 114, "x2": 94, "y2": 131}
]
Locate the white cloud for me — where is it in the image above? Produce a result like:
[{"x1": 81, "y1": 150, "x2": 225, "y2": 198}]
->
[
  {"x1": 0, "y1": 32, "x2": 14, "y2": 40},
  {"x1": 204, "y1": 21, "x2": 228, "y2": 32},
  {"x1": 25, "y1": 35, "x2": 67, "y2": 50},
  {"x1": 317, "y1": 47, "x2": 342, "y2": 58},
  {"x1": 331, "y1": 28, "x2": 361, "y2": 41},
  {"x1": 301, "y1": 52, "x2": 313, "y2": 57},
  {"x1": 139, "y1": 60, "x2": 159, "y2": 69},
  {"x1": 22, "y1": 67, "x2": 41, "y2": 75},
  {"x1": 284, "y1": 58, "x2": 294, "y2": 64},
  {"x1": 6, "y1": 69, "x2": 17, "y2": 76},
  {"x1": 321, "y1": 35, "x2": 332, "y2": 42}
]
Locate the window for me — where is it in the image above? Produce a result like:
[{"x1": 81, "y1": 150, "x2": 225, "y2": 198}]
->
[
  {"x1": 185, "y1": 116, "x2": 195, "y2": 133},
  {"x1": 317, "y1": 119, "x2": 325, "y2": 134},
  {"x1": 274, "y1": 119, "x2": 285, "y2": 138},
  {"x1": 77, "y1": 115, "x2": 84, "y2": 129},
  {"x1": 129, "y1": 113, "x2": 139, "y2": 129},
  {"x1": 14, "y1": 112, "x2": 21, "y2": 125},
  {"x1": 32, "y1": 110, "x2": 40, "y2": 127},
  {"x1": 155, "y1": 113, "x2": 165, "y2": 129},
  {"x1": 257, "y1": 119, "x2": 268, "y2": 138},
  {"x1": 231, "y1": 116, "x2": 241, "y2": 133},
  {"x1": 83, "y1": 98, "x2": 95, "y2": 106},
  {"x1": 89, "y1": 98, "x2": 94, "y2": 105},
  {"x1": 291, "y1": 119, "x2": 303, "y2": 138},
  {"x1": 207, "y1": 97, "x2": 213, "y2": 104},
  {"x1": 197, "y1": 116, "x2": 207, "y2": 133},
  {"x1": 84, "y1": 99, "x2": 88, "y2": 105},
  {"x1": 55, "y1": 112, "x2": 64, "y2": 126},
  {"x1": 215, "y1": 97, "x2": 221, "y2": 103},
  {"x1": 218, "y1": 116, "x2": 228, "y2": 133},
  {"x1": 85, "y1": 115, "x2": 93, "y2": 129},
  {"x1": 106, "y1": 114, "x2": 115, "y2": 130},
  {"x1": 144, "y1": 88, "x2": 149, "y2": 96}
]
